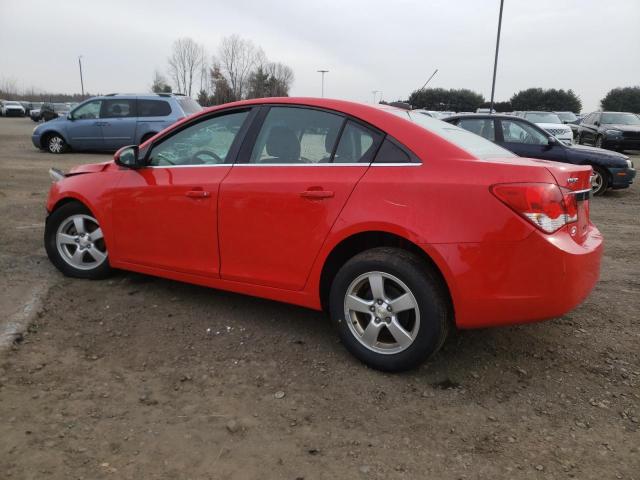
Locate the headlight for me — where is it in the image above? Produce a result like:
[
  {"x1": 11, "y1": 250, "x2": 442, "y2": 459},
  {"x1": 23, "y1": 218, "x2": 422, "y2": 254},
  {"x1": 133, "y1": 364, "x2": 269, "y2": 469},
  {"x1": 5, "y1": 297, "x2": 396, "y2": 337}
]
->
[
  {"x1": 627, "y1": 159, "x2": 634, "y2": 169},
  {"x1": 605, "y1": 129, "x2": 622, "y2": 136},
  {"x1": 49, "y1": 168, "x2": 65, "y2": 183}
]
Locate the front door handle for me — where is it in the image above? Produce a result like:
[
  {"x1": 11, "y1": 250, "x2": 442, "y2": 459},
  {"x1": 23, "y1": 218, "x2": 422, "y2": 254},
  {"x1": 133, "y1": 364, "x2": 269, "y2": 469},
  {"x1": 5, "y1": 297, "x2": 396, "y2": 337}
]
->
[
  {"x1": 300, "y1": 190, "x2": 334, "y2": 199},
  {"x1": 185, "y1": 190, "x2": 211, "y2": 199}
]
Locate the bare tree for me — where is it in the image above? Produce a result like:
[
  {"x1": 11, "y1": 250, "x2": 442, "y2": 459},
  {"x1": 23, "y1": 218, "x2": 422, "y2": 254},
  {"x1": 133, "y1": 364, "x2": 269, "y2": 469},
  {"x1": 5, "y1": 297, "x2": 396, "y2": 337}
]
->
[
  {"x1": 266, "y1": 62, "x2": 294, "y2": 96},
  {"x1": 215, "y1": 34, "x2": 264, "y2": 101},
  {"x1": 0, "y1": 77, "x2": 20, "y2": 100},
  {"x1": 167, "y1": 38, "x2": 206, "y2": 97}
]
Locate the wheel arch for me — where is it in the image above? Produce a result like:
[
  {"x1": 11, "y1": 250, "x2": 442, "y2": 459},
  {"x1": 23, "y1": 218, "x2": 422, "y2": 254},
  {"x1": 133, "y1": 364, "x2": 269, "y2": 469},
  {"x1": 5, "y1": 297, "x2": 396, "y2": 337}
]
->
[
  {"x1": 318, "y1": 230, "x2": 454, "y2": 317},
  {"x1": 39, "y1": 129, "x2": 69, "y2": 149}
]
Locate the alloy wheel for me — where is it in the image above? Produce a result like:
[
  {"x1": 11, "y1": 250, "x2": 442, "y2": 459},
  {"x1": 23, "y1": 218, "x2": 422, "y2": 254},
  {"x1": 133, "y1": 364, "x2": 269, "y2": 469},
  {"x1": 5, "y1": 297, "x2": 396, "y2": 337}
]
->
[
  {"x1": 55, "y1": 214, "x2": 107, "y2": 270},
  {"x1": 591, "y1": 170, "x2": 604, "y2": 194},
  {"x1": 343, "y1": 271, "x2": 420, "y2": 355},
  {"x1": 48, "y1": 135, "x2": 65, "y2": 153}
]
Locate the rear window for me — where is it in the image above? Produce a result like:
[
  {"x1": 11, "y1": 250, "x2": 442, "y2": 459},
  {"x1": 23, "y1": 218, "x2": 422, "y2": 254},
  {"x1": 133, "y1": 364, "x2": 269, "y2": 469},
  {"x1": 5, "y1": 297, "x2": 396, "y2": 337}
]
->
[
  {"x1": 138, "y1": 100, "x2": 172, "y2": 117},
  {"x1": 177, "y1": 97, "x2": 203, "y2": 115},
  {"x1": 399, "y1": 111, "x2": 515, "y2": 160}
]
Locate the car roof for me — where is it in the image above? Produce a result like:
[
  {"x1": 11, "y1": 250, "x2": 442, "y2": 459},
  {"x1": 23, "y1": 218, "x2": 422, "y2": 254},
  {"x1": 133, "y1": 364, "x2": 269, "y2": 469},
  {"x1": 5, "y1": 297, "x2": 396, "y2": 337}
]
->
[{"x1": 443, "y1": 113, "x2": 517, "y2": 120}]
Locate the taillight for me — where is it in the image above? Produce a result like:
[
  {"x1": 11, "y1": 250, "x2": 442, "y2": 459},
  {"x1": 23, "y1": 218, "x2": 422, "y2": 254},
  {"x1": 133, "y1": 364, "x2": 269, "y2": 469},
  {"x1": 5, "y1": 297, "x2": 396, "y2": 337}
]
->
[{"x1": 491, "y1": 183, "x2": 578, "y2": 233}]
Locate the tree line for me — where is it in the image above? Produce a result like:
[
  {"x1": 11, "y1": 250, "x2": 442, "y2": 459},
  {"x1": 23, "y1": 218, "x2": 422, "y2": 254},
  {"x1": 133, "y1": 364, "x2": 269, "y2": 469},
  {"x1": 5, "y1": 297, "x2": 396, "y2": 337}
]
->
[
  {"x1": 407, "y1": 86, "x2": 640, "y2": 114},
  {"x1": 151, "y1": 35, "x2": 294, "y2": 107}
]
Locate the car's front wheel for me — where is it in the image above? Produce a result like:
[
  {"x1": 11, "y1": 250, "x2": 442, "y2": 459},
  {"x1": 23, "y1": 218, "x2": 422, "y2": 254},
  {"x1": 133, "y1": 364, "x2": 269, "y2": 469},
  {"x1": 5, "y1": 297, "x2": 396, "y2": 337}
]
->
[
  {"x1": 329, "y1": 247, "x2": 450, "y2": 372},
  {"x1": 591, "y1": 166, "x2": 609, "y2": 196},
  {"x1": 44, "y1": 133, "x2": 69, "y2": 154},
  {"x1": 575, "y1": 132, "x2": 582, "y2": 145},
  {"x1": 45, "y1": 202, "x2": 112, "y2": 279},
  {"x1": 595, "y1": 135, "x2": 605, "y2": 149}
]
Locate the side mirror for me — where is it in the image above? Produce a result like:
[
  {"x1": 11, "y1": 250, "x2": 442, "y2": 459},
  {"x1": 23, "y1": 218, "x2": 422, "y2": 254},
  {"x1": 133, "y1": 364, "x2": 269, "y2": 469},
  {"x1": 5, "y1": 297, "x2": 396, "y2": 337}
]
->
[
  {"x1": 67, "y1": 113, "x2": 74, "y2": 121},
  {"x1": 114, "y1": 145, "x2": 144, "y2": 169},
  {"x1": 594, "y1": 121, "x2": 600, "y2": 127},
  {"x1": 545, "y1": 136, "x2": 558, "y2": 149}
]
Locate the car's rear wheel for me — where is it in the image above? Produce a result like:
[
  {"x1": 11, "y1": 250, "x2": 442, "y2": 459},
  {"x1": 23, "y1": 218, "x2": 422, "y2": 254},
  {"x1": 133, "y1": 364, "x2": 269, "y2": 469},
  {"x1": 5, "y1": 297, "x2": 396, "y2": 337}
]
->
[
  {"x1": 45, "y1": 133, "x2": 69, "y2": 154},
  {"x1": 595, "y1": 135, "x2": 604, "y2": 149},
  {"x1": 575, "y1": 132, "x2": 582, "y2": 145},
  {"x1": 45, "y1": 202, "x2": 112, "y2": 279},
  {"x1": 329, "y1": 247, "x2": 450, "y2": 372},
  {"x1": 591, "y1": 166, "x2": 609, "y2": 196}
]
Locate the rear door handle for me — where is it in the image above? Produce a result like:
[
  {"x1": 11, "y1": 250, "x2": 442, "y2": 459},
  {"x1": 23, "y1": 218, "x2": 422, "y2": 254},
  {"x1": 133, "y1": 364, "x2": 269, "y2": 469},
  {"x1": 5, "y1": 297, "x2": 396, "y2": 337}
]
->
[
  {"x1": 300, "y1": 190, "x2": 334, "y2": 199},
  {"x1": 185, "y1": 190, "x2": 211, "y2": 199}
]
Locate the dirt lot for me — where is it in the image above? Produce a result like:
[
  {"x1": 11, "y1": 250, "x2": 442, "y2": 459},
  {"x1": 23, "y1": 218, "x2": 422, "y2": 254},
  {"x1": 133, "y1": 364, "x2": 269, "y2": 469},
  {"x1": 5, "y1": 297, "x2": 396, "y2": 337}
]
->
[{"x1": 0, "y1": 116, "x2": 638, "y2": 479}]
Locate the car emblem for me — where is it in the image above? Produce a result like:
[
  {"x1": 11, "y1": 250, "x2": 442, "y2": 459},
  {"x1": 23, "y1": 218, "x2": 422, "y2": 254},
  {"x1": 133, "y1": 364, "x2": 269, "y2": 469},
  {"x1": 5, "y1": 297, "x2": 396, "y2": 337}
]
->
[{"x1": 567, "y1": 177, "x2": 579, "y2": 184}]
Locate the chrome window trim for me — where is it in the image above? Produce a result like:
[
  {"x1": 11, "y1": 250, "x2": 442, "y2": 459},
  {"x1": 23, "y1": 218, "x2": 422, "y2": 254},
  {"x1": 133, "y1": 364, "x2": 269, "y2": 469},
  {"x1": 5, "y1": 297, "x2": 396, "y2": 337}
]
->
[
  {"x1": 233, "y1": 163, "x2": 369, "y2": 167},
  {"x1": 147, "y1": 163, "x2": 230, "y2": 169}
]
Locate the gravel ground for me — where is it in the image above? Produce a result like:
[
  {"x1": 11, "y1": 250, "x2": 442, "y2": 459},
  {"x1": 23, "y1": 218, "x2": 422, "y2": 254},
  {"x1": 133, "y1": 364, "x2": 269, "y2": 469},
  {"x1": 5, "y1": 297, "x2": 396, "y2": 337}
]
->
[{"x1": 0, "y1": 116, "x2": 638, "y2": 479}]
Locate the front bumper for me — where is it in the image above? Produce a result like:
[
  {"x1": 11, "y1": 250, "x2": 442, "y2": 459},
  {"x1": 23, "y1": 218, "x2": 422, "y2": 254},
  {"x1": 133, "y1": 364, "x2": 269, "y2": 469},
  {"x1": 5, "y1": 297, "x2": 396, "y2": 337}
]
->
[
  {"x1": 609, "y1": 166, "x2": 636, "y2": 189},
  {"x1": 4, "y1": 109, "x2": 25, "y2": 117},
  {"x1": 604, "y1": 137, "x2": 640, "y2": 150},
  {"x1": 32, "y1": 133, "x2": 42, "y2": 150},
  {"x1": 427, "y1": 225, "x2": 603, "y2": 329}
]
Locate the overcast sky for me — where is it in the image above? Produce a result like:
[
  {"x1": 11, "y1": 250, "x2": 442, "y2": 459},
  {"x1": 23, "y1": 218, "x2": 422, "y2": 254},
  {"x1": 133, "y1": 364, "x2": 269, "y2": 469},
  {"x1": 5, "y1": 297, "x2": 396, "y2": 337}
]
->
[{"x1": 1, "y1": 0, "x2": 638, "y2": 112}]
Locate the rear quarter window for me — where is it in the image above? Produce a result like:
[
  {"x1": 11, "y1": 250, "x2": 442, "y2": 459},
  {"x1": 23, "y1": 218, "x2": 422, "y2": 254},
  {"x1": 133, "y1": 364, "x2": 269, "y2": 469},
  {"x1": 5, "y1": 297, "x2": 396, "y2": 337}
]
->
[
  {"x1": 177, "y1": 97, "x2": 203, "y2": 115},
  {"x1": 138, "y1": 100, "x2": 172, "y2": 117}
]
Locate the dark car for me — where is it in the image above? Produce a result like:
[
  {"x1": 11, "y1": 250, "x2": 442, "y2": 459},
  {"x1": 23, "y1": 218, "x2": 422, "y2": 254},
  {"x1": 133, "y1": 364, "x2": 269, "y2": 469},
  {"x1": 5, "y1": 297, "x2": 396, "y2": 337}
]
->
[
  {"x1": 555, "y1": 111, "x2": 581, "y2": 137},
  {"x1": 576, "y1": 111, "x2": 640, "y2": 151},
  {"x1": 444, "y1": 114, "x2": 636, "y2": 196},
  {"x1": 40, "y1": 103, "x2": 72, "y2": 122}
]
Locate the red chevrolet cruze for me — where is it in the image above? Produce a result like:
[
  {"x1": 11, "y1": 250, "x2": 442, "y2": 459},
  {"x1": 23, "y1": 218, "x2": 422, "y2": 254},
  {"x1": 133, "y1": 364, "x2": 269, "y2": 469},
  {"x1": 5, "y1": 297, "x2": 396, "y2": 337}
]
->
[{"x1": 44, "y1": 98, "x2": 603, "y2": 371}]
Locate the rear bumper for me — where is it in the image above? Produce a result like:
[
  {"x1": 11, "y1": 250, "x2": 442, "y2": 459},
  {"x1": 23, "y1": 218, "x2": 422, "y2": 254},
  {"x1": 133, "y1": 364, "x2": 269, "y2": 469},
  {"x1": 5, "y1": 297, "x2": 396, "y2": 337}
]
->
[
  {"x1": 609, "y1": 167, "x2": 636, "y2": 189},
  {"x1": 426, "y1": 225, "x2": 603, "y2": 329}
]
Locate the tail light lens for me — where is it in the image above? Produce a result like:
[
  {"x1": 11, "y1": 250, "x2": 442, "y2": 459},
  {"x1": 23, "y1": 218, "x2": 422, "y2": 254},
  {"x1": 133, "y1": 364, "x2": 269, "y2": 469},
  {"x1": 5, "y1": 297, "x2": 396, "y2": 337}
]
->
[{"x1": 491, "y1": 183, "x2": 578, "y2": 233}]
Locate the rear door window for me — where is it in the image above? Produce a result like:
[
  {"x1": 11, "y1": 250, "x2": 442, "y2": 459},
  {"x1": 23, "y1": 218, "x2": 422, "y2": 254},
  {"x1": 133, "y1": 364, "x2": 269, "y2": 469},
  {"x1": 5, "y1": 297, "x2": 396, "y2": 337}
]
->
[
  {"x1": 101, "y1": 99, "x2": 136, "y2": 118},
  {"x1": 333, "y1": 121, "x2": 382, "y2": 163},
  {"x1": 249, "y1": 107, "x2": 344, "y2": 164},
  {"x1": 457, "y1": 118, "x2": 496, "y2": 141},
  {"x1": 138, "y1": 100, "x2": 172, "y2": 117},
  {"x1": 374, "y1": 138, "x2": 412, "y2": 163}
]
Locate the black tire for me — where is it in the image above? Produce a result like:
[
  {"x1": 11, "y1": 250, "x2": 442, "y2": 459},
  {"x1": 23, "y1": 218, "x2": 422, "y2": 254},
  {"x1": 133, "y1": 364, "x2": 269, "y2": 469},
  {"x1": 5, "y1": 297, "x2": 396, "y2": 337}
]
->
[
  {"x1": 329, "y1": 247, "x2": 450, "y2": 372},
  {"x1": 44, "y1": 132, "x2": 69, "y2": 154},
  {"x1": 595, "y1": 135, "x2": 605, "y2": 149},
  {"x1": 575, "y1": 132, "x2": 582, "y2": 145},
  {"x1": 45, "y1": 202, "x2": 112, "y2": 279},
  {"x1": 591, "y1": 166, "x2": 609, "y2": 196}
]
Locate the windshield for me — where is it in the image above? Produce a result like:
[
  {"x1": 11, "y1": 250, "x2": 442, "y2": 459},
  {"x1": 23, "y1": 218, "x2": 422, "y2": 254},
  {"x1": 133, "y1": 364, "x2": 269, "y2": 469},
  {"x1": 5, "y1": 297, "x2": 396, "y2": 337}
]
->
[
  {"x1": 556, "y1": 112, "x2": 577, "y2": 122},
  {"x1": 601, "y1": 113, "x2": 640, "y2": 125},
  {"x1": 524, "y1": 112, "x2": 562, "y2": 124},
  {"x1": 53, "y1": 104, "x2": 69, "y2": 112},
  {"x1": 5, "y1": 101, "x2": 21, "y2": 106},
  {"x1": 395, "y1": 110, "x2": 515, "y2": 159},
  {"x1": 177, "y1": 97, "x2": 203, "y2": 115}
]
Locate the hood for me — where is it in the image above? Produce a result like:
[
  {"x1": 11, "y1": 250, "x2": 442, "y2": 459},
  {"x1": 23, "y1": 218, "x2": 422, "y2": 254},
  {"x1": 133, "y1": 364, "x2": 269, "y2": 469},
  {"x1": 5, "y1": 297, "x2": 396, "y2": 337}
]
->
[
  {"x1": 67, "y1": 161, "x2": 112, "y2": 176},
  {"x1": 602, "y1": 124, "x2": 640, "y2": 132}
]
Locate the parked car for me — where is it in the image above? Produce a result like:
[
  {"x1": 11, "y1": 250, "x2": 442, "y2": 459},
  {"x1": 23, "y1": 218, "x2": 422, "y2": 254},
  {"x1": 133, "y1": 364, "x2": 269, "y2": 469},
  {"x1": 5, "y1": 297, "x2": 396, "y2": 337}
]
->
[
  {"x1": 1, "y1": 100, "x2": 26, "y2": 116},
  {"x1": 39, "y1": 103, "x2": 72, "y2": 122},
  {"x1": 20, "y1": 101, "x2": 42, "y2": 116},
  {"x1": 32, "y1": 93, "x2": 202, "y2": 154},
  {"x1": 30, "y1": 107, "x2": 42, "y2": 122},
  {"x1": 444, "y1": 114, "x2": 635, "y2": 196},
  {"x1": 518, "y1": 111, "x2": 573, "y2": 144},
  {"x1": 43, "y1": 98, "x2": 602, "y2": 371},
  {"x1": 576, "y1": 111, "x2": 640, "y2": 152}
]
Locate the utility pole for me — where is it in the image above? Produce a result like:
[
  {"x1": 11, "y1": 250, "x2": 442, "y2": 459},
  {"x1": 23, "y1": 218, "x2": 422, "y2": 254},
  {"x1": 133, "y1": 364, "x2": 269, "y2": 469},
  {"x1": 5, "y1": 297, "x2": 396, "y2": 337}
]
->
[
  {"x1": 78, "y1": 56, "x2": 85, "y2": 98},
  {"x1": 489, "y1": 0, "x2": 505, "y2": 114},
  {"x1": 372, "y1": 90, "x2": 379, "y2": 104},
  {"x1": 317, "y1": 70, "x2": 329, "y2": 97}
]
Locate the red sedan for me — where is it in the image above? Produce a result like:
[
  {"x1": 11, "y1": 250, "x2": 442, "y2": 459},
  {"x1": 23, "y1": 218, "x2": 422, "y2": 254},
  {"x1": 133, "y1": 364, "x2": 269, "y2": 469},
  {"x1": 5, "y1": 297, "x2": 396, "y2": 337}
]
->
[{"x1": 44, "y1": 98, "x2": 603, "y2": 371}]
